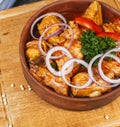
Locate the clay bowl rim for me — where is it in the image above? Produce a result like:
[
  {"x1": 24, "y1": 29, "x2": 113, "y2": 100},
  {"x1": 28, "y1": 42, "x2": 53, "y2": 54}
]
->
[{"x1": 19, "y1": 0, "x2": 120, "y2": 103}]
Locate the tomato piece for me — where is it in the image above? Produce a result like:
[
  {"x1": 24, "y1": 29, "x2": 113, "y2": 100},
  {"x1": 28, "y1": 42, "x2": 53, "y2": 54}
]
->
[
  {"x1": 74, "y1": 17, "x2": 103, "y2": 33},
  {"x1": 97, "y1": 32, "x2": 120, "y2": 41}
]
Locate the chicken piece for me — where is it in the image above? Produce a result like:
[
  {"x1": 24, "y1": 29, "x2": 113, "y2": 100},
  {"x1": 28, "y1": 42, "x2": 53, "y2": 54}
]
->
[
  {"x1": 69, "y1": 21, "x2": 82, "y2": 39},
  {"x1": 69, "y1": 40, "x2": 83, "y2": 59},
  {"x1": 26, "y1": 40, "x2": 46, "y2": 65},
  {"x1": 102, "y1": 60, "x2": 120, "y2": 77},
  {"x1": 56, "y1": 39, "x2": 83, "y2": 70},
  {"x1": 71, "y1": 71, "x2": 112, "y2": 98},
  {"x1": 48, "y1": 35, "x2": 66, "y2": 45},
  {"x1": 114, "y1": 18, "x2": 120, "y2": 24},
  {"x1": 26, "y1": 40, "x2": 40, "y2": 61},
  {"x1": 82, "y1": 1, "x2": 103, "y2": 25},
  {"x1": 26, "y1": 40, "x2": 38, "y2": 48},
  {"x1": 102, "y1": 23, "x2": 115, "y2": 33},
  {"x1": 37, "y1": 15, "x2": 62, "y2": 34},
  {"x1": 55, "y1": 55, "x2": 70, "y2": 71},
  {"x1": 59, "y1": 39, "x2": 83, "y2": 59},
  {"x1": 55, "y1": 39, "x2": 83, "y2": 76},
  {"x1": 60, "y1": 21, "x2": 82, "y2": 40},
  {"x1": 102, "y1": 22, "x2": 120, "y2": 34},
  {"x1": 37, "y1": 15, "x2": 65, "y2": 45},
  {"x1": 38, "y1": 16, "x2": 82, "y2": 45},
  {"x1": 30, "y1": 64, "x2": 69, "y2": 96},
  {"x1": 44, "y1": 20, "x2": 82, "y2": 45},
  {"x1": 71, "y1": 60, "x2": 120, "y2": 98}
]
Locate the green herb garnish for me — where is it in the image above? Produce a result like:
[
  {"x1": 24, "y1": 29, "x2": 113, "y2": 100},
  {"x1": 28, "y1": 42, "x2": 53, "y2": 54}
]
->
[
  {"x1": 80, "y1": 30, "x2": 116, "y2": 65},
  {"x1": 51, "y1": 61, "x2": 59, "y2": 71}
]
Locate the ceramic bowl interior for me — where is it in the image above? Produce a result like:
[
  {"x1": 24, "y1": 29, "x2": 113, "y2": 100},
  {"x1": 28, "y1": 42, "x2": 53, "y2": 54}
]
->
[{"x1": 19, "y1": 0, "x2": 120, "y2": 110}]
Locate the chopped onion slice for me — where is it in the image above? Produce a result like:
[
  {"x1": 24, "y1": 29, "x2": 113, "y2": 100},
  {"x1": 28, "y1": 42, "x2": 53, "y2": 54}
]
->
[
  {"x1": 46, "y1": 46, "x2": 73, "y2": 77},
  {"x1": 98, "y1": 47, "x2": 120, "y2": 84},
  {"x1": 43, "y1": 27, "x2": 64, "y2": 40},
  {"x1": 30, "y1": 12, "x2": 67, "y2": 39},
  {"x1": 88, "y1": 53, "x2": 120, "y2": 88},
  {"x1": 61, "y1": 58, "x2": 92, "y2": 89},
  {"x1": 38, "y1": 23, "x2": 74, "y2": 57}
]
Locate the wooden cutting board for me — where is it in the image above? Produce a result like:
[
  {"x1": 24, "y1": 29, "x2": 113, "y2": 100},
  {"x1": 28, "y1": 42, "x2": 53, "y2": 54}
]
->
[{"x1": 0, "y1": 0, "x2": 120, "y2": 127}]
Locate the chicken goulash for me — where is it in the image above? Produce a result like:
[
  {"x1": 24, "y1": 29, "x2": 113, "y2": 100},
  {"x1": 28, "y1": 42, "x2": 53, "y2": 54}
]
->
[{"x1": 25, "y1": 1, "x2": 120, "y2": 98}]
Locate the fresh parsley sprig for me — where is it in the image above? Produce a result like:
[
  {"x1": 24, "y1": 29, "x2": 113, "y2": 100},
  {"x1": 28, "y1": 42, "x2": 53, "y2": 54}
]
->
[{"x1": 80, "y1": 30, "x2": 116, "y2": 65}]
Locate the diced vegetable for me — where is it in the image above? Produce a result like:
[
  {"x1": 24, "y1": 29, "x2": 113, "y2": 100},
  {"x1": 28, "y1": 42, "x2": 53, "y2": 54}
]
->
[{"x1": 74, "y1": 17, "x2": 103, "y2": 33}]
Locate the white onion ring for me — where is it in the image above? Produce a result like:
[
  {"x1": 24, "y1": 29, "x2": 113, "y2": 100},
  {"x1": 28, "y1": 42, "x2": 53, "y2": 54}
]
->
[
  {"x1": 38, "y1": 23, "x2": 74, "y2": 57},
  {"x1": 88, "y1": 53, "x2": 120, "y2": 88},
  {"x1": 30, "y1": 12, "x2": 67, "y2": 40},
  {"x1": 98, "y1": 47, "x2": 120, "y2": 84},
  {"x1": 46, "y1": 46, "x2": 73, "y2": 77},
  {"x1": 61, "y1": 58, "x2": 92, "y2": 89}
]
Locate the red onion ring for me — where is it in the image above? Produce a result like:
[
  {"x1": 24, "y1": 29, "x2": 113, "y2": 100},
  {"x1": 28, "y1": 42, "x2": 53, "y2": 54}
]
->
[
  {"x1": 61, "y1": 58, "x2": 92, "y2": 89},
  {"x1": 98, "y1": 47, "x2": 120, "y2": 84},
  {"x1": 38, "y1": 23, "x2": 74, "y2": 57},
  {"x1": 88, "y1": 53, "x2": 120, "y2": 88},
  {"x1": 45, "y1": 46, "x2": 73, "y2": 77},
  {"x1": 43, "y1": 27, "x2": 64, "y2": 40},
  {"x1": 30, "y1": 12, "x2": 67, "y2": 40}
]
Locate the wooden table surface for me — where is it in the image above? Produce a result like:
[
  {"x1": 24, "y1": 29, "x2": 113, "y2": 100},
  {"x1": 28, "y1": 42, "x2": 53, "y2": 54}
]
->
[{"x1": 0, "y1": 0, "x2": 120, "y2": 127}]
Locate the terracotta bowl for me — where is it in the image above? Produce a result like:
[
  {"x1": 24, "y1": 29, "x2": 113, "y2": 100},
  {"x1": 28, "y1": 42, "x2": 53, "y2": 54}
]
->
[{"x1": 19, "y1": 0, "x2": 120, "y2": 111}]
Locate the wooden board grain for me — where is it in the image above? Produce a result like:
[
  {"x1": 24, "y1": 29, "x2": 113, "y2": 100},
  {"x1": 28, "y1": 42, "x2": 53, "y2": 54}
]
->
[
  {"x1": 0, "y1": 0, "x2": 120, "y2": 127},
  {"x1": 115, "y1": 0, "x2": 120, "y2": 8}
]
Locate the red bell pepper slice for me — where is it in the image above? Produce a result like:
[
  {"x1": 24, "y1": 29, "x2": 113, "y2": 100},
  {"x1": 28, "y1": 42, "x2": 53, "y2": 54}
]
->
[
  {"x1": 97, "y1": 32, "x2": 120, "y2": 41},
  {"x1": 74, "y1": 17, "x2": 103, "y2": 33}
]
